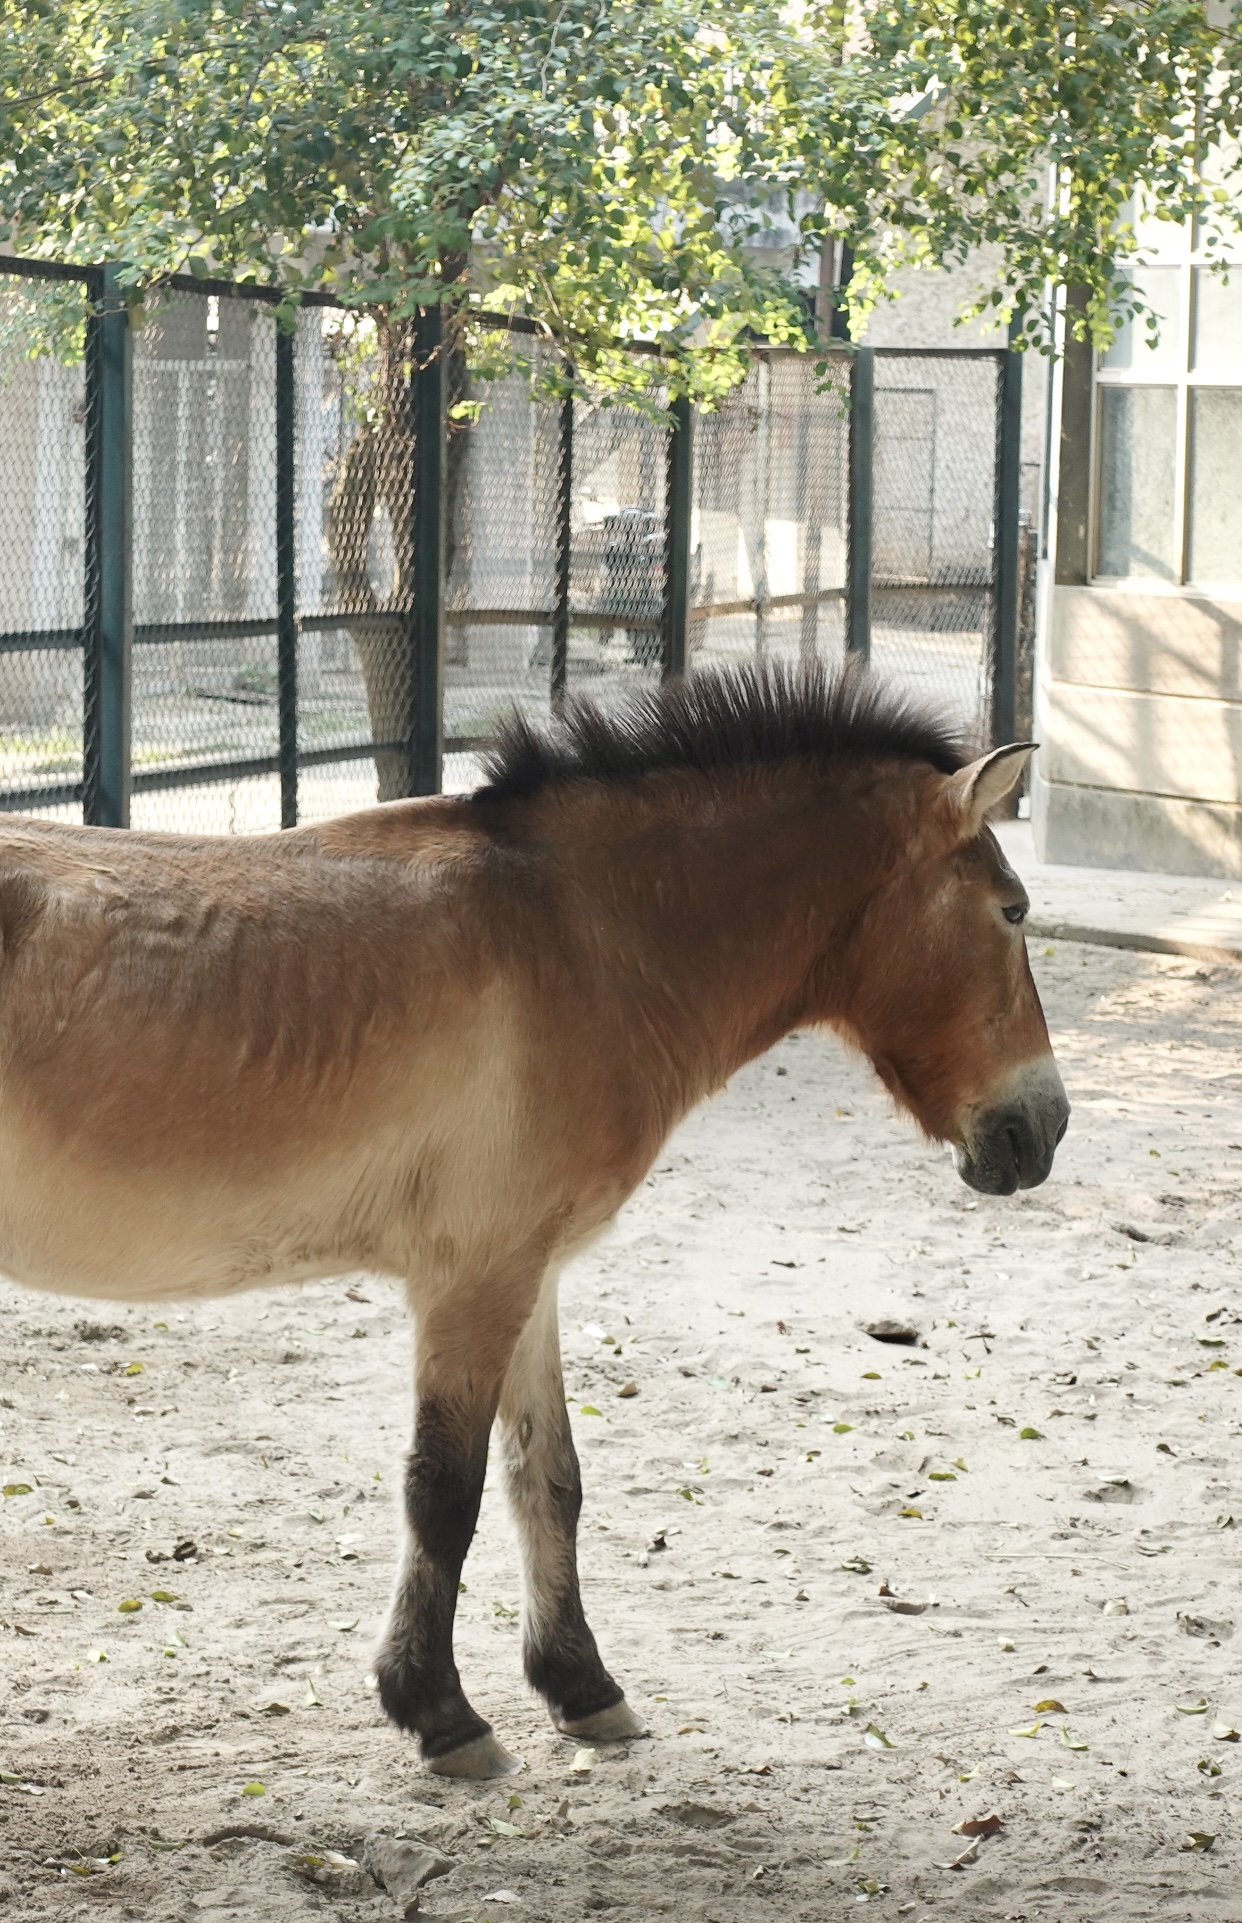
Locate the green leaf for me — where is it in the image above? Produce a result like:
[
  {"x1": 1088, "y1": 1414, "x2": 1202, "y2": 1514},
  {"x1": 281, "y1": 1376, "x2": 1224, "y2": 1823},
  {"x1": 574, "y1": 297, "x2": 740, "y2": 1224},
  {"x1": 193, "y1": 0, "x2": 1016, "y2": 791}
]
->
[
  {"x1": 1018, "y1": 1427, "x2": 1044, "y2": 1441},
  {"x1": 241, "y1": 1782, "x2": 266, "y2": 1797}
]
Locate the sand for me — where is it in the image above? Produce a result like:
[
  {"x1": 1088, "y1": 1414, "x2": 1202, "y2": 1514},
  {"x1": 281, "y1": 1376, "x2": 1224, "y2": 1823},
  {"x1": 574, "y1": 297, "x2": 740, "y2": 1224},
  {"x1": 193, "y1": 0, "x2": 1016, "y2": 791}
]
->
[{"x1": 2, "y1": 938, "x2": 1240, "y2": 1922}]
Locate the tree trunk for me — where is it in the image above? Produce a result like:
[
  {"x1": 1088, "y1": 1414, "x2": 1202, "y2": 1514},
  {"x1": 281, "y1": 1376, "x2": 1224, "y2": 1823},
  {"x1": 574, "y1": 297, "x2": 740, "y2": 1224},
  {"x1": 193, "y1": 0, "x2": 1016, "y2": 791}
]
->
[{"x1": 325, "y1": 313, "x2": 466, "y2": 803}]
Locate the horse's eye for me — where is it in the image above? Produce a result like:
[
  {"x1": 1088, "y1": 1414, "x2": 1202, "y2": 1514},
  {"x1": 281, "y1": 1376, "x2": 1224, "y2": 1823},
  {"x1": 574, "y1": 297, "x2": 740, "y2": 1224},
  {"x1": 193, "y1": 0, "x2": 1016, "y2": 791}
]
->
[{"x1": 1002, "y1": 903, "x2": 1027, "y2": 925}]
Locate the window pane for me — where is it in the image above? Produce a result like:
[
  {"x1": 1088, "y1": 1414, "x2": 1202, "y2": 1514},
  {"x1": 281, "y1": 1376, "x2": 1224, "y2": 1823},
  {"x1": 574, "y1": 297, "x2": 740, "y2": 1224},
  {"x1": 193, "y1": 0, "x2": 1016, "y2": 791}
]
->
[
  {"x1": 1101, "y1": 267, "x2": 1182, "y2": 374},
  {"x1": 1095, "y1": 386, "x2": 1178, "y2": 580},
  {"x1": 1130, "y1": 198, "x2": 1188, "y2": 261},
  {"x1": 1188, "y1": 388, "x2": 1242, "y2": 584},
  {"x1": 1191, "y1": 270, "x2": 1242, "y2": 376}
]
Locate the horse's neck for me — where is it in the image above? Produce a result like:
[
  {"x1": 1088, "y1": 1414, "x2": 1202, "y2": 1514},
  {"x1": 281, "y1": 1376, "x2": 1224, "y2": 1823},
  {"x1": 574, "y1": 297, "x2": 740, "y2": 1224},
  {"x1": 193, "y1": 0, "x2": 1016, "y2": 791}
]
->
[{"x1": 551, "y1": 769, "x2": 900, "y2": 1100}]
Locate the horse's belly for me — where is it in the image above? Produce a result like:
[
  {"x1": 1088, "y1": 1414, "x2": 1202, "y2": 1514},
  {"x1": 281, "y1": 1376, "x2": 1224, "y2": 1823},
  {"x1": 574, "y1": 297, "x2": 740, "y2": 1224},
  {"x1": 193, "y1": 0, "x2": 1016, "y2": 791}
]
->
[{"x1": 0, "y1": 1133, "x2": 370, "y2": 1304}]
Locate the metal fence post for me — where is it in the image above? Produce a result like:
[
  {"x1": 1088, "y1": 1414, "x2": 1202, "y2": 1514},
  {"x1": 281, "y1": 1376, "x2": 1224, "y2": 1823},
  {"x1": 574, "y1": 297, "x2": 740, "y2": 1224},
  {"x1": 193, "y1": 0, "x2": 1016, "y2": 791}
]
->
[
  {"x1": 409, "y1": 305, "x2": 445, "y2": 795},
  {"x1": 754, "y1": 356, "x2": 770, "y2": 660},
  {"x1": 845, "y1": 346, "x2": 873, "y2": 662},
  {"x1": 663, "y1": 394, "x2": 693, "y2": 681},
  {"x1": 552, "y1": 390, "x2": 573, "y2": 711},
  {"x1": 275, "y1": 320, "x2": 298, "y2": 827},
  {"x1": 86, "y1": 263, "x2": 133, "y2": 826},
  {"x1": 81, "y1": 277, "x2": 103, "y2": 826},
  {"x1": 991, "y1": 342, "x2": 1023, "y2": 747}
]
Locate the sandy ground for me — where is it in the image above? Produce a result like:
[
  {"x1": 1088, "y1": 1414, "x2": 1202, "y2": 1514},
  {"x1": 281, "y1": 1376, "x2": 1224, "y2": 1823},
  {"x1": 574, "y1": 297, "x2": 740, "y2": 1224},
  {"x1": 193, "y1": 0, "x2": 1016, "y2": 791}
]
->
[{"x1": 2, "y1": 938, "x2": 1241, "y2": 1923}]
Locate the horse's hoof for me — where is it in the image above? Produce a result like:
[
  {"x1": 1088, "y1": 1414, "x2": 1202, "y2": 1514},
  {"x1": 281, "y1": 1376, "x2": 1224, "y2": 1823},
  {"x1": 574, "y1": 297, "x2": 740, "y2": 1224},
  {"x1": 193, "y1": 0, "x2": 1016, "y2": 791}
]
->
[
  {"x1": 426, "y1": 1732, "x2": 522, "y2": 1779},
  {"x1": 555, "y1": 1698, "x2": 648, "y2": 1742}
]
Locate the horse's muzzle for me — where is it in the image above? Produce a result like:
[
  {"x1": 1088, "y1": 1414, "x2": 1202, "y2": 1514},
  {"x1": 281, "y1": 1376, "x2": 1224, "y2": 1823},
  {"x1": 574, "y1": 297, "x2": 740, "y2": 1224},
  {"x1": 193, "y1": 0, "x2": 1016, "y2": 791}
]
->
[{"x1": 952, "y1": 1065, "x2": 1070, "y2": 1196}]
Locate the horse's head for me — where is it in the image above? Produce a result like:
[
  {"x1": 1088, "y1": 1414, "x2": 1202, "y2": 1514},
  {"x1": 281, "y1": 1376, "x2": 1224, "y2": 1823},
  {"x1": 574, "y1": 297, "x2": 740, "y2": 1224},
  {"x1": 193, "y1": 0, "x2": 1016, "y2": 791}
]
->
[{"x1": 838, "y1": 744, "x2": 1069, "y2": 1195}]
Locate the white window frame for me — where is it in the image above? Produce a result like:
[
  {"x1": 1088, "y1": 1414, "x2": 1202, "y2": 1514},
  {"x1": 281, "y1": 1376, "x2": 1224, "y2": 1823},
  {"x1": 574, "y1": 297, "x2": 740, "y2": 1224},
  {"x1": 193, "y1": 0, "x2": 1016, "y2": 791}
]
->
[{"x1": 1090, "y1": 216, "x2": 1242, "y2": 592}]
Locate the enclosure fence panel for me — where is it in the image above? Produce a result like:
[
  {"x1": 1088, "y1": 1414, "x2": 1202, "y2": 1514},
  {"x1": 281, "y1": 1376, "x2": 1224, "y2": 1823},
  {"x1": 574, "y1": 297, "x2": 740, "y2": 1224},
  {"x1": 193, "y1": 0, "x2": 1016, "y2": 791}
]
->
[
  {"x1": 690, "y1": 351, "x2": 850, "y2": 676},
  {"x1": 0, "y1": 257, "x2": 1020, "y2": 828},
  {"x1": 0, "y1": 259, "x2": 94, "y2": 820},
  {"x1": 442, "y1": 338, "x2": 562, "y2": 792},
  {"x1": 870, "y1": 349, "x2": 1006, "y2": 742},
  {"x1": 129, "y1": 285, "x2": 282, "y2": 832}
]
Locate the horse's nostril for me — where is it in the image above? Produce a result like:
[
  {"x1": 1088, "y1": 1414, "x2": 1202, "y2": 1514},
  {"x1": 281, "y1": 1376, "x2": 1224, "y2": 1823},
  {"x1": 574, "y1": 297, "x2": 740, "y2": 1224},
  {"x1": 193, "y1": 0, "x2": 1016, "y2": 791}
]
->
[{"x1": 1055, "y1": 1115, "x2": 1069, "y2": 1146}]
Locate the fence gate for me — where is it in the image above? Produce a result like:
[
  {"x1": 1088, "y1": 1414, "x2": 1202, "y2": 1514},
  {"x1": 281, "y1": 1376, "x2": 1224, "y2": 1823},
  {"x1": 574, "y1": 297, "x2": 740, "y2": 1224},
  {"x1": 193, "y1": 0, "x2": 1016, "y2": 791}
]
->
[{"x1": 0, "y1": 257, "x2": 1022, "y2": 831}]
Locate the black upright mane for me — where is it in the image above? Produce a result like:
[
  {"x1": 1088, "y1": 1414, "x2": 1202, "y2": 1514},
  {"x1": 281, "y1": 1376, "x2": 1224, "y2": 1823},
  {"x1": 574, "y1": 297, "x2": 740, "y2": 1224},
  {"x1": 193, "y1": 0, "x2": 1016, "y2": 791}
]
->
[{"x1": 474, "y1": 658, "x2": 970, "y2": 804}]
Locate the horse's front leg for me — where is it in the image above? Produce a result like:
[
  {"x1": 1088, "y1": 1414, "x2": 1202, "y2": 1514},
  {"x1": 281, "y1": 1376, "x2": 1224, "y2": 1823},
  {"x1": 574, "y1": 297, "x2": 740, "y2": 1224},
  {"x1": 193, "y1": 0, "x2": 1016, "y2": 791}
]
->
[
  {"x1": 376, "y1": 1288, "x2": 529, "y2": 1779},
  {"x1": 497, "y1": 1274, "x2": 646, "y2": 1742}
]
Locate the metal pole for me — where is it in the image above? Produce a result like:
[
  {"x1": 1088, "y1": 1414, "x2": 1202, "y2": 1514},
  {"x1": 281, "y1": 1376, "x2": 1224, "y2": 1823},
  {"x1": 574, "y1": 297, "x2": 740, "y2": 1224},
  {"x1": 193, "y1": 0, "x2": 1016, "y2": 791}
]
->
[
  {"x1": 662, "y1": 393, "x2": 692, "y2": 681},
  {"x1": 409, "y1": 305, "x2": 445, "y2": 795},
  {"x1": 846, "y1": 345, "x2": 873, "y2": 662},
  {"x1": 797, "y1": 366, "x2": 822, "y2": 663},
  {"x1": 81, "y1": 277, "x2": 104, "y2": 826},
  {"x1": 754, "y1": 356, "x2": 770, "y2": 660},
  {"x1": 275, "y1": 320, "x2": 298, "y2": 827},
  {"x1": 991, "y1": 342, "x2": 1023, "y2": 746},
  {"x1": 92, "y1": 263, "x2": 133, "y2": 827},
  {"x1": 552, "y1": 389, "x2": 572, "y2": 711}
]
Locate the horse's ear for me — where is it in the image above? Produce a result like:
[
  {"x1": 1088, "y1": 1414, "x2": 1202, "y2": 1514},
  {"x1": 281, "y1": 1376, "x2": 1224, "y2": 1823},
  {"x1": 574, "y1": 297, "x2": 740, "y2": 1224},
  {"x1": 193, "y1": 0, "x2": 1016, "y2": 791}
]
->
[{"x1": 944, "y1": 742, "x2": 1037, "y2": 837}]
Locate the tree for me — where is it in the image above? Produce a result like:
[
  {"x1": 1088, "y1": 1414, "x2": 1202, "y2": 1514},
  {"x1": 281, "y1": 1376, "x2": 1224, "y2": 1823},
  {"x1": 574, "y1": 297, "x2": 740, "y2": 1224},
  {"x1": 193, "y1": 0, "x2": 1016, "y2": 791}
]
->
[
  {"x1": 853, "y1": 1, "x2": 1242, "y2": 351},
  {"x1": 3, "y1": 2, "x2": 1239, "y2": 790},
  {"x1": 4, "y1": 2, "x2": 1240, "y2": 365}
]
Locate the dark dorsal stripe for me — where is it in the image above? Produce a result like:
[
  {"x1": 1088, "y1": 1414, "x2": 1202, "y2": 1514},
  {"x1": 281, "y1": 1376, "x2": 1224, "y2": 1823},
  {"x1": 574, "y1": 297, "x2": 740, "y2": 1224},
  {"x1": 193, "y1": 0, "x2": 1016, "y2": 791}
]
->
[{"x1": 474, "y1": 657, "x2": 970, "y2": 805}]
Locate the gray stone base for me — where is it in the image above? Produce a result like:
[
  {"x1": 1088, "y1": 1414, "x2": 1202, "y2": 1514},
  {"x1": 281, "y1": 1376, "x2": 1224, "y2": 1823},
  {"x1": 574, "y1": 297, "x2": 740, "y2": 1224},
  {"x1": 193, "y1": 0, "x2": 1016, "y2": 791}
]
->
[{"x1": 1031, "y1": 766, "x2": 1242, "y2": 880}]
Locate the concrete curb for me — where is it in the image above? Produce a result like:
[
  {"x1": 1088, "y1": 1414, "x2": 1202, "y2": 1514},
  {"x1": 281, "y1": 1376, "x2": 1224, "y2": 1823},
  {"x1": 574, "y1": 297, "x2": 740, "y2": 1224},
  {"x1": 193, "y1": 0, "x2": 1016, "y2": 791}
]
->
[{"x1": 998, "y1": 820, "x2": 1242, "y2": 967}]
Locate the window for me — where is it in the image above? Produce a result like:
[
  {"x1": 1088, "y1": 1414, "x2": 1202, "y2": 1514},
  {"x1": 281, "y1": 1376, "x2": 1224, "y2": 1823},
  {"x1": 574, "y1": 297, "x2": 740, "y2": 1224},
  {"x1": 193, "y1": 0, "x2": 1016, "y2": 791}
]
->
[{"x1": 1092, "y1": 212, "x2": 1242, "y2": 589}]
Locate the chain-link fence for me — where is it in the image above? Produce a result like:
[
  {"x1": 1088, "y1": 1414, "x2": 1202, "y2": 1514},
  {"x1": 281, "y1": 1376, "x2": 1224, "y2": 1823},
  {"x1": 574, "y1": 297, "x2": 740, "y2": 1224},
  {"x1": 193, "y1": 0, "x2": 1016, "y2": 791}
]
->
[
  {"x1": 0, "y1": 257, "x2": 1020, "y2": 831},
  {"x1": 871, "y1": 350, "x2": 1004, "y2": 730},
  {"x1": 129, "y1": 287, "x2": 281, "y2": 832},
  {"x1": 0, "y1": 262, "x2": 93, "y2": 822},
  {"x1": 691, "y1": 352, "x2": 850, "y2": 673},
  {"x1": 443, "y1": 341, "x2": 670, "y2": 791}
]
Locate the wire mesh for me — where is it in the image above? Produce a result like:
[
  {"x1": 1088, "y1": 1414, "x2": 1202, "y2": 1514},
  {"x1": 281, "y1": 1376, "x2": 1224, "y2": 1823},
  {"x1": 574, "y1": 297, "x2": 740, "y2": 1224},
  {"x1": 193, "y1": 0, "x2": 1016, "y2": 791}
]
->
[
  {"x1": 568, "y1": 384, "x2": 667, "y2": 703},
  {"x1": 441, "y1": 340, "x2": 562, "y2": 792},
  {"x1": 293, "y1": 308, "x2": 414, "y2": 819},
  {"x1": 871, "y1": 351, "x2": 1002, "y2": 741},
  {"x1": 128, "y1": 288, "x2": 281, "y2": 832},
  {"x1": 691, "y1": 351, "x2": 850, "y2": 673},
  {"x1": 0, "y1": 269, "x2": 92, "y2": 821}
]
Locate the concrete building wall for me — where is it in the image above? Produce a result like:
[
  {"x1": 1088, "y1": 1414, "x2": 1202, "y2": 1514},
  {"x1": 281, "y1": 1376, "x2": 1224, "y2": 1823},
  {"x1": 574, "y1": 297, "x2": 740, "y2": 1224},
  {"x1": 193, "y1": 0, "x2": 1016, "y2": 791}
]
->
[{"x1": 1033, "y1": 581, "x2": 1242, "y2": 877}]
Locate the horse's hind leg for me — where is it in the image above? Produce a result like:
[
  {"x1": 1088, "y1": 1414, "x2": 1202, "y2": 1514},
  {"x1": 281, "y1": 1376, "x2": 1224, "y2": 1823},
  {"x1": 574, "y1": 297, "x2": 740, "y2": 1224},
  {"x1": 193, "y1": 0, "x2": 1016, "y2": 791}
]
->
[
  {"x1": 376, "y1": 1284, "x2": 533, "y2": 1780},
  {"x1": 496, "y1": 1272, "x2": 646, "y2": 1742}
]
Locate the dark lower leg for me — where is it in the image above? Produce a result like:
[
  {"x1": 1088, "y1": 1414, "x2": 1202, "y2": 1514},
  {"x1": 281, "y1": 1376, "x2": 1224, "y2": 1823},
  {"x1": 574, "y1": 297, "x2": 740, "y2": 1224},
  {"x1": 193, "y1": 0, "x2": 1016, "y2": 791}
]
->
[{"x1": 375, "y1": 1393, "x2": 495, "y2": 1761}]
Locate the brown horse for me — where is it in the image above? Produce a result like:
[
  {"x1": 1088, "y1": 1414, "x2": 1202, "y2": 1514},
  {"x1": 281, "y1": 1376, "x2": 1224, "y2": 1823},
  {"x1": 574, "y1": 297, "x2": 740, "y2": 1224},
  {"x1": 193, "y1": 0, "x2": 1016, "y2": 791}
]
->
[{"x1": 0, "y1": 661, "x2": 1067, "y2": 1778}]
